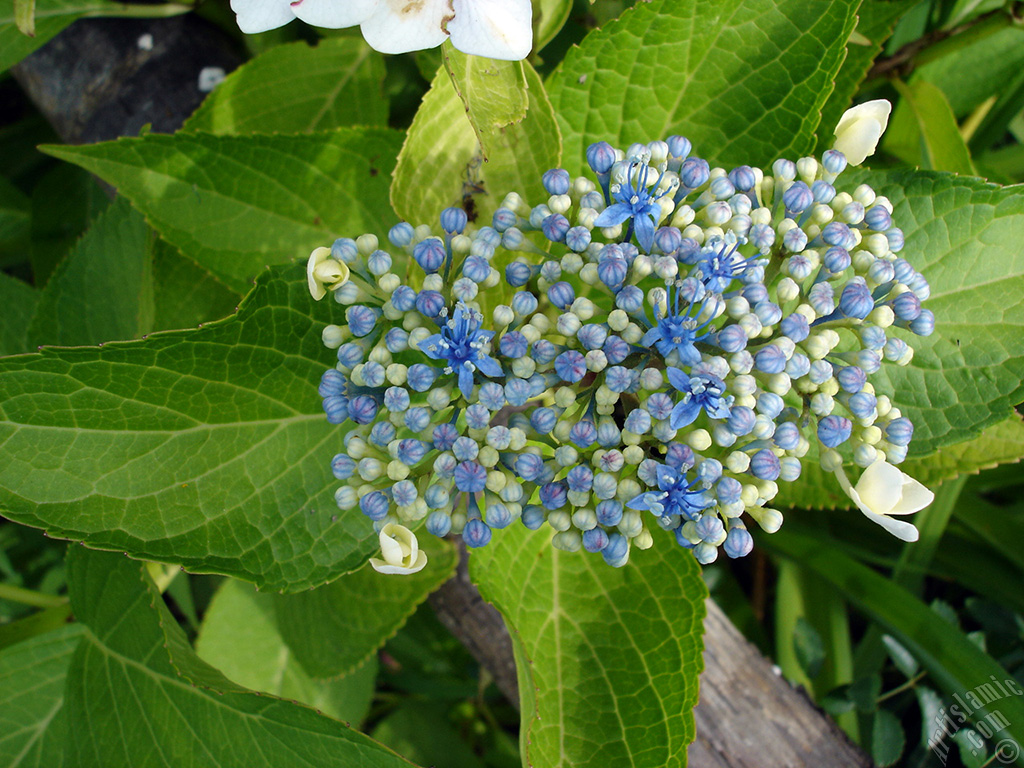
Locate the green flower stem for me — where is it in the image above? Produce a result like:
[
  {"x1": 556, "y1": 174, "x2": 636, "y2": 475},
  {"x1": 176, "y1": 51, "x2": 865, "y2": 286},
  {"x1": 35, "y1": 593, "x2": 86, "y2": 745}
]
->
[{"x1": 0, "y1": 582, "x2": 68, "y2": 609}]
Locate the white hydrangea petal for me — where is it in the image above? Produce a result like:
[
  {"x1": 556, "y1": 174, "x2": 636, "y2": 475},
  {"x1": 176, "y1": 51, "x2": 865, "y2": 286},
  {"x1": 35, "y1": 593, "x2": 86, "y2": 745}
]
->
[
  {"x1": 854, "y1": 458, "x2": 902, "y2": 516},
  {"x1": 859, "y1": 507, "x2": 920, "y2": 542},
  {"x1": 230, "y1": 0, "x2": 296, "y2": 34},
  {"x1": 360, "y1": 0, "x2": 449, "y2": 54},
  {"x1": 378, "y1": 526, "x2": 404, "y2": 564},
  {"x1": 833, "y1": 99, "x2": 891, "y2": 165},
  {"x1": 448, "y1": 0, "x2": 532, "y2": 60},
  {"x1": 370, "y1": 557, "x2": 426, "y2": 574},
  {"x1": 891, "y1": 476, "x2": 935, "y2": 515},
  {"x1": 835, "y1": 99, "x2": 891, "y2": 136},
  {"x1": 290, "y1": 0, "x2": 378, "y2": 28}
]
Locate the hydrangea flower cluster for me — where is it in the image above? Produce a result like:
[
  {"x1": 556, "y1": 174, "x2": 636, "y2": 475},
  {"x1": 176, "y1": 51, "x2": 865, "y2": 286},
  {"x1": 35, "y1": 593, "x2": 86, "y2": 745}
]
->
[{"x1": 310, "y1": 131, "x2": 934, "y2": 570}]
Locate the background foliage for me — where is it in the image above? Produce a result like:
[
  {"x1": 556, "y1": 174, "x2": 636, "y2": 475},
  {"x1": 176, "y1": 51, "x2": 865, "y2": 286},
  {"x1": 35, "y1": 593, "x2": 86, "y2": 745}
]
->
[{"x1": 1, "y1": 0, "x2": 1023, "y2": 766}]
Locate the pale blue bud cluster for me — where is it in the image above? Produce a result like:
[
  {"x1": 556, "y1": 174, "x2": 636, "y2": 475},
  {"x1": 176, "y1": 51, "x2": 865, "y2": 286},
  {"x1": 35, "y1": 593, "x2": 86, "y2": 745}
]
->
[{"x1": 312, "y1": 137, "x2": 930, "y2": 567}]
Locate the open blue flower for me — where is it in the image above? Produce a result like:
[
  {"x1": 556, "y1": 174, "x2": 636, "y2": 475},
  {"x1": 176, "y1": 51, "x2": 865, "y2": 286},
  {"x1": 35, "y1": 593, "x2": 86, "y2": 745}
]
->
[
  {"x1": 419, "y1": 302, "x2": 502, "y2": 398},
  {"x1": 593, "y1": 162, "x2": 673, "y2": 253},
  {"x1": 626, "y1": 463, "x2": 712, "y2": 524},
  {"x1": 641, "y1": 285, "x2": 717, "y2": 366},
  {"x1": 693, "y1": 238, "x2": 763, "y2": 294},
  {"x1": 667, "y1": 370, "x2": 733, "y2": 428}
]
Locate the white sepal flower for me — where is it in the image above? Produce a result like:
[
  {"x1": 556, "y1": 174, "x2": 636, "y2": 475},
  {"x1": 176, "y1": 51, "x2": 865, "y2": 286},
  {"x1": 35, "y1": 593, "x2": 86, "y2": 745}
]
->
[
  {"x1": 832, "y1": 99, "x2": 892, "y2": 166},
  {"x1": 370, "y1": 523, "x2": 428, "y2": 575},
  {"x1": 307, "y1": 247, "x2": 350, "y2": 301},
  {"x1": 230, "y1": 0, "x2": 533, "y2": 61},
  {"x1": 834, "y1": 459, "x2": 933, "y2": 542}
]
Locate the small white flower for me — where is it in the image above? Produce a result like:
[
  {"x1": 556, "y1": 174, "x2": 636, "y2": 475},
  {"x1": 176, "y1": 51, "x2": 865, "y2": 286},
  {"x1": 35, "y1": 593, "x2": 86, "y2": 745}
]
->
[
  {"x1": 306, "y1": 246, "x2": 350, "y2": 301},
  {"x1": 370, "y1": 523, "x2": 428, "y2": 575},
  {"x1": 230, "y1": 0, "x2": 533, "y2": 61},
  {"x1": 833, "y1": 99, "x2": 892, "y2": 166},
  {"x1": 834, "y1": 459, "x2": 934, "y2": 542}
]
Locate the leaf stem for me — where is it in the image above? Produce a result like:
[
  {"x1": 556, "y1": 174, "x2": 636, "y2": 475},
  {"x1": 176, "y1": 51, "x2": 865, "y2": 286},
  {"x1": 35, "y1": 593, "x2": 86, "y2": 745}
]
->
[
  {"x1": 0, "y1": 583, "x2": 68, "y2": 609},
  {"x1": 875, "y1": 670, "x2": 927, "y2": 703}
]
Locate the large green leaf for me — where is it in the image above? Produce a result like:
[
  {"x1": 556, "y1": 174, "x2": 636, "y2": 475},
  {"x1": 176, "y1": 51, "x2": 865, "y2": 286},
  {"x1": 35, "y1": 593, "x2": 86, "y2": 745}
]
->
[
  {"x1": 27, "y1": 197, "x2": 154, "y2": 348},
  {"x1": 768, "y1": 528, "x2": 1024, "y2": 767},
  {"x1": 0, "y1": 0, "x2": 112, "y2": 73},
  {"x1": 274, "y1": 537, "x2": 458, "y2": 678},
  {"x1": 471, "y1": 525, "x2": 706, "y2": 768},
  {"x1": 391, "y1": 59, "x2": 559, "y2": 229},
  {"x1": 442, "y1": 45, "x2": 528, "y2": 150},
  {"x1": 184, "y1": 38, "x2": 388, "y2": 135},
  {"x1": 0, "y1": 262, "x2": 375, "y2": 592},
  {"x1": 885, "y1": 80, "x2": 976, "y2": 175},
  {"x1": 864, "y1": 171, "x2": 1024, "y2": 454},
  {"x1": 43, "y1": 129, "x2": 402, "y2": 293},
  {"x1": 0, "y1": 175, "x2": 30, "y2": 259},
  {"x1": 64, "y1": 547, "x2": 419, "y2": 768},
  {"x1": 547, "y1": 0, "x2": 859, "y2": 173},
  {"x1": 0, "y1": 624, "x2": 82, "y2": 768},
  {"x1": 151, "y1": 239, "x2": 241, "y2": 332},
  {"x1": 196, "y1": 578, "x2": 378, "y2": 726},
  {"x1": 534, "y1": 0, "x2": 573, "y2": 51}
]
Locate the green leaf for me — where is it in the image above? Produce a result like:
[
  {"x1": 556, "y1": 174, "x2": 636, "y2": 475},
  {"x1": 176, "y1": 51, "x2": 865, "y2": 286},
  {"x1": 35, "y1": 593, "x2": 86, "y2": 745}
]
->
[
  {"x1": 768, "y1": 528, "x2": 1024, "y2": 766},
  {"x1": 14, "y1": 0, "x2": 35, "y2": 36},
  {"x1": 0, "y1": 273, "x2": 37, "y2": 356},
  {"x1": 471, "y1": 525, "x2": 706, "y2": 768},
  {"x1": 881, "y1": 634, "x2": 919, "y2": 678},
  {"x1": 391, "y1": 59, "x2": 559, "y2": 230},
  {"x1": 151, "y1": 239, "x2": 241, "y2": 332},
  {"x1": 27, "y1": 197, "x2": 155, "y2": 348},
  {"x1": 793, "y1": 615, "x2": 825, "y2": 680},
  {"x1": 370, "y1": 702, "x2": 486, "y2": 768},
  {"x1": 274, "y1": 537, "x2": 458, "y2": 678},
  {"x1": 0, "y1": 0, "x2": 111, "y2": 73},
  {"x1": 534, "y1": 0, "x2": 573, "y2": 51},
  {"x1": 0, "y1": 175, "x2": 31, "y2": 259},
  {"x1": 64, "y1": 547, "x2": 420, "y2": 768},
  {"x1": 0, "y1": 262, "x2": 377, "y2": 593},
  {"x1": 184, "y1": 38, "x2": 388, "y2": 135},
  {"x1": 442, "y1": 45, "x2": 527, "y2": 153},
  {"x1": 872, "y1": 708, "x2": 905, "y2": 767},
  {"x1": 0, "y1": 624, "x2": 82, "y2": 767},
  {"x1": 862, "y1": 170, "x2": 1024, "y2": 455},
  {"x1": 885, "y1": 80, "x2": 976, "y2": 175},
  {"x1": 196, "y1": 578, "x2": 378, "y2": 726},
  {"x1": 42, "y1": 129, "x2": 402, "y2": 293},
  {"x1": 546, "y1": 0, "x2": 859, "y2": 173}
]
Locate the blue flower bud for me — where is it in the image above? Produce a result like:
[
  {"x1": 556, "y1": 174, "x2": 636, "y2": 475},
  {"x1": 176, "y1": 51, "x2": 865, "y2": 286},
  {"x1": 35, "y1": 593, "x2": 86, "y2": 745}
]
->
[
  {"x1": 773, "y1": 159, "x2": 796, "y2": 181},
  {"x1": 361, "y1": 361, "x2": 386, "y2": 387},
  {"x1": 565, "y1": 226, "x2": 592, "y2": 252},
  {"x1": 516, "y1": 453, "x2": 545, "y2": 482},
  {"x1": 783, "y1": 228, "x2": 808, "y2": 253},
  {"x1": 811, "y1": 180, "x2": 836, "y2": 204},
  {"x1": 602, "y1": 533, "x2": 629, "y2": 567},
  {"x1": 542, "y1": 214, "x2": 570, "y2": 243},
  {"x1": 821, "y1": 149, "x2": 847, "y2": 175},
  {"x1": 697, "y1": 459, "x2": 723, "y2": 485},
  {"x1": 754, "y1": 301, "x2": 783, "y2": 327},
  {"x1": 839, "y1": 280, "x2": 874, "y2": 319},
  {"x1": 406, "y1": 364, "x2": 438, "y2": 393},
  {"x1": 425, "y1": 511, "x2": 452, "y2": 537},
  {"x1": 367, "y1": 249, "x2": 392, "y2": 276},
  {"x1": 729, "y1": 165, "x2": 756, "y2": 192},
  {"x1": 425, "y1": 484, "x2": 450, "y2": 510},
  {"x1": 414, "y1": 290, "x2": 445, "y2": 318},
  {"x1": 574, "y1": 324, "x2": 605, "y2": 351},
  {"x1": 754, "y1": 345, "x2": 787, "y2": 374},
  {"x1": 727, "y1": 406, "x2": 756, "y2": 436},
  {"x1": 836, "y1": 366, "x2": 866, "y2": 394},
  {"x1": 786, "y1": 353, "x2": 810, "y2": 380},
  {"x1": 319, "y1": 368, "x2": 346, "y2": 398},
  {"x1": 749, "y1": 448, "x2": 781, "y2": 480},
  {"x1": 521, "y1": 505, "x2": 545, "y2": 530},
  {"x1": 680, "y1": 157, "x2": 710, "y2": 189},
  {"x1": 388, "y1": 222, "x2": 414, "y2": 247},
  {"x1": 530, "y1": 407, "x2": 558, "y2": 434},
  {"x1": 331, "y1": 237, "x2": 358, "y2": 262},
  {"x1": 603, "y1": 336, "x2": 630, "y2": 364},
  {"x1": 773, "y1": 421, "x2": 800, "y2": 450},
  {"x1": 808, "y1": 359, "x2": 833, "y2": 385},
  {"x1": 808, "y1": 282, "x2": 835, "y2": 316},
  {"x1": 886, "y1": 227, "x2": 905, "y2": 252},
  {"x1": 348, "y1": 395, "x2": 377, "y2": 425},
  {"x1": 665, "y1": 441, "x2": 695, "y2": 469},
  {"x1": 615, "y1": 285, "x2": 644, "y2": 312},
  {"x1": 454, "y1": 461, "x2": 487, "y2": 493},
  {"x1": 742, "y1": 283, "x2": 768, "y2": 304},
  {"x1": 346, "y1": 305, "x2": 379, "y2": 338},
  {"x1": 396, "y1": 438, "x2": 428, "y2": 466},
  {"x1": 499, "y1": 331, "x2": 528, "y2": 359},
  {"x1": 582, "y1": 527, "x2": 609, "y2": 553},
  {"x1": 542, "y1": 168, "x2": 571, "y2": 195},
  {"x1": 783, "y1": 182, "x2": 813, "y2": 213},
  {"x1": 476, "y1": 383, "x2": 504, "y2": 411},
  {"x1": 487, "y1": 502, "x2": 514, "y2": 529},
  {"x1": 884, "y1": 337, "x2": 908, "y2": 362},
  {"x1": 817, "y1": 415, "x2": 852, "y2": 447},
  {"x1": 511, "y1": 290, "x2": 538, "y2": 316},
  {"x1": 666, "y1": 135, "x2": 691, "y2": 160},
  {"x1": 586, "y1": 141, "x2": 616, "y2": 174},
  {"x1": 392, "y1": 480, "x2": 418, "y2": 507},
  {"x1": 597, "y1": 258, "x2": 627, "y2": 289},
  {"x1": 548, "y1": 281, "x2": 575, "y2": 310},
  {"x1": 848, "y1": 391, "x2": 877, "y2": 419},
  {"x1": 331, "y1": 453, "x2": 356, "y2": 479},
  {"x1": 717, "y1": 324, "x2": 748, "y2": 353},
  {"x1": 463, "y1": 518, "x2": 492, "y2": 548},
  {"x1": 439, "y1": 206, "x2": 468, "y2": 235},
  {"x1": 413, "y1": 238, "x2": 446, "y2": 272},
  {"x1": 695, "y1": 515, "x2": 724, "y2": 542},
  {"x1": 570, "y1": 420, "x2": 598, "y2": 448},
  {"x1": 540, "y1": 482, "x2": 568, "y2": 510},
  {"x1": 567, "y1": 465, "x2": 594, "y2": 493},
  {"x1": 465, "y1": 403, "x2": 491, "y2": 429},
  {"x1": 492, "y1": 207, "x2": 518, "y2": 232},
  {"x1": 504, "y1": 377, "x2": 532, "y2": 407},
  {"x1": 709, "y1": 176, "x2": 735, "y2": 199},
  {"x1": 724, "y1": 526, "x2": 754, "y2": 558},
  {"x1": 779, "y1": 313, "x2": 809, "y2": 343},
  {"x1": 599, "y1": 366, "x2": 628, "y2": 393},
  {"x1": 597, "y1": 420, "x2": 621, "y2": 447},
  {"x1": 369, "y1": 421, "x2": 396, "y2": 447},
  {"x1": 624, "y1": 409, "x2": 652, "y2": 434},
  {"x1": 748, "y1": 223, "x2": 775, "y2": 251},
  {"x1": 756, "y1": 392, "x2": 785, "y2": 419},
  {"x1": 822, "y1": 221, "x2": 854, "y2": 249},
  {"x1": 891, "y1": 291, "x2": 922, "y2": 322},
  {"x1": 531, "y1": 339, "x2": 558, "y2": 365},
  {"x1": 360, "y1": 491, "x2": 389, "y2": 521},
  {"x1": 322, "y1": 395, "x2": 349, "y2": 424},
  {"x1": 505, "y1": 261, "x2": 532, "y2": 287},
  {"x1": 451, "y1": 436, "x2": 478, "y2": 462},
  {"x1": 593, "y1": 500, "x2": 622, "y2": 527},
  {"x1": 886, "y1": 417, "x2": 914, "y2": 446},
  {"x1": 384, "y1": 328, "x2": 410, "y2": 354},
  {"x1": 404, "y1": 407, "x2": 431, "y2": 432},
  {"x1": 717, "y1": 476, "x2": 742, "y2": 505},
  {"x1": 427, "y1": 423, "x2": 456, "y2": 452},
  {"x1": 646, "y1": 392, "x2": 674, "y2": 420},
  {"x1": 554, "y1": 350, "x2": 587, "y2": 382}
]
